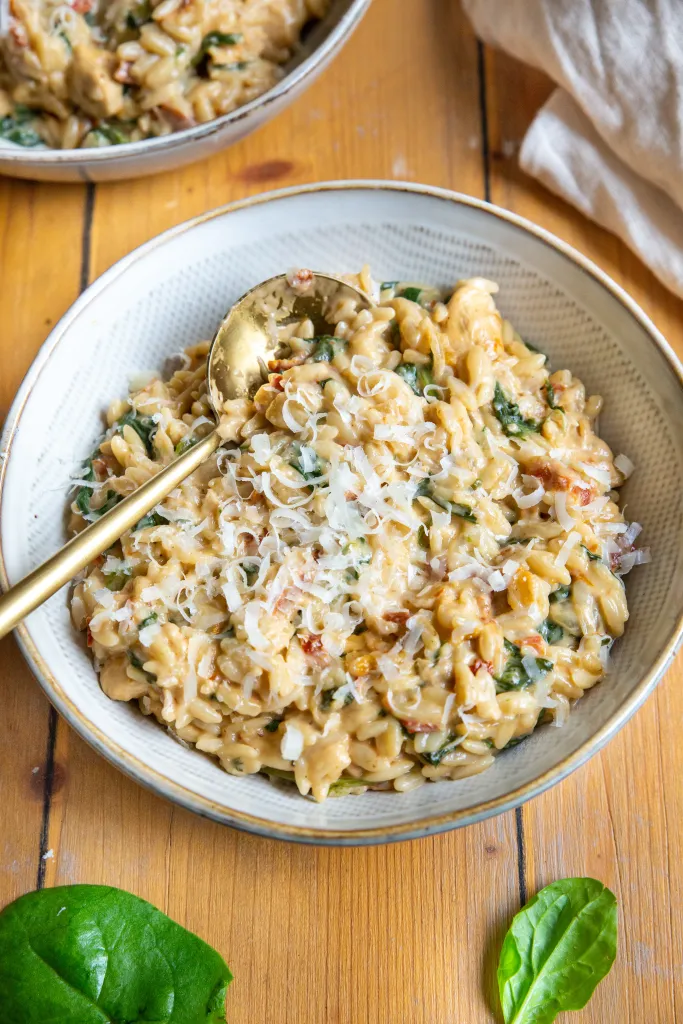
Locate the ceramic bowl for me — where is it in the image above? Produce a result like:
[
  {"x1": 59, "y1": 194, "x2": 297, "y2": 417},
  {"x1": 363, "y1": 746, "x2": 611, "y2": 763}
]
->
[
  {"x1": 0, "y1": 0, "x2": 369, "y2": 183},
  {"x1": 2, "y1": 181, "x2": 682, "y2": 844}
]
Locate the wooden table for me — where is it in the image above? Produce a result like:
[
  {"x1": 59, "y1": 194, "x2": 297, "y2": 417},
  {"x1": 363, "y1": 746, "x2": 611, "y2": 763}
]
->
[{"x1": 1, "y1": 3, "x2": 682, "y2": 1020}]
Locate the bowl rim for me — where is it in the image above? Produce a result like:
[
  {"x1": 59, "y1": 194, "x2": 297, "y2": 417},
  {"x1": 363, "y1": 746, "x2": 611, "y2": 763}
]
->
[
  {"x1": 2, "y1": 179, "x2": 683, "y2": 845},
  {"x1": 0, "y1": 0, "x2": 370, "y2": 168}
]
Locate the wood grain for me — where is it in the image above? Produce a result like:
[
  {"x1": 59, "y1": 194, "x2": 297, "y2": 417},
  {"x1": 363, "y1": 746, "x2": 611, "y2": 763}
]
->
[
  {"x1": 0, "y1": 1, "x2": 681, "y2": 1021},
  {"x1": 484, "y1": 45, "x2": 683, "y2": 1022}
]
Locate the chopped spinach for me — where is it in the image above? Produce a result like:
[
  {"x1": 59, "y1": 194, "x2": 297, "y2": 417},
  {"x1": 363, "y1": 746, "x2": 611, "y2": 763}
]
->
[
  {"x1": 353, "y1": 623, "x2": 368, "y2": 635},
  {"x1": 79, "y1": 489, "x2": 121, "y2": 519},
  {"x1": 133, "y1": 510, "x2": 168, "y2": 531},
  {"x1": 290, "y1": 442, "x2": 325, "y2": 483},
  {"x1": 311, "y1": 335, "x2": 345, "y2": 362},
  {"x1": 127, "y1": 650, "x2": 156, "y2": 682},
  {"x1": 549, "y1": 583, "x2": 571, "y2": 603},
  {"x1": 419, "y1": 734, "x2": 461, "y2": 766},
  {"x1": 199, "y1": 31, "x2": 243, "y2": 49},
  {"x1": 104, "y1": 569, "x2": 131, "y2": 592},
  {"x1": 538, "y1": 618, "x2": 564, "y2": 645},
  {"x1": 492, "y1": 381, "x2": 541, "y2": 437},
  {"x1": 380, "y1": 281, "x2": 399, "y2": 291},
  {"x1": 212, "y1": 61, "x2": 250, "y2": 72},
  {"x1": 417, "y1": 524, "x2": 430, "y2": 549},
  {"x1": 394, "y1": 361, "x2": 434, "y2": 395},
  {"x1": 582, "y1": 544, "x2": 602, "y2": 562},
  {"x1": 545, "y1": 381, "x2": 561, "y2": 410},
  {"x1": 415, "y1": 479, "x2": 477, "y2": 523},
  {"x1": 242, "y1": 562, "x2": 259, "y2": 583},
  {"x1": 174, "y1": 435, "x2": 199, "y2": 455},
  {"x1": 398, "y1": 286, "x2": 422, "y2": 303},
  {"x1": 495, "y1": 639, "x2": 552, "y2": 692},
  {"x1": 87, "y1": 122, "x2": 129, "y2": 147},
  {"x1": 265, "y1": 716, "x2": 283, "y2": 733},
  {"x1": 139, "y1": 613, "x2": 158, "y2": 629},
  {"x1": 125, "y1": 0, "x2": 152, "y2": 29},
  {"x1": 0, "y1": 110, "x2": 42, "y2": 148},
  {"x1": 328, "y1": 777, "x2": 372, "y2": 795},
  {"x1": 116, "y1": 411, "x2": 157, "y2": 457}
]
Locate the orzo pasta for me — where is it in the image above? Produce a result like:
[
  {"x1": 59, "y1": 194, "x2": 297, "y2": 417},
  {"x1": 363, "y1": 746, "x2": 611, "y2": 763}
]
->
[
  {"x1": 0, "y1": 0, "x2": 327, "y2": 149},
  {"x1": 69, "y1": 270, "x2": 649, "y2": 801}
]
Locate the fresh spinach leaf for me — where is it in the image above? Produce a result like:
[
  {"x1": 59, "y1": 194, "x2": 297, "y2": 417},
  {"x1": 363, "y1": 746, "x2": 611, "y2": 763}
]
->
[
  {"x1": 492, "y1": 382, "x2": 541, "y2": 438},
  {"x1": 538, "y1": 618, "x2": 563, "y2": 645},
  {"x1": 380, "y1": 280, "x2": 399, "y2": 291},
  {"x1": 0, "y1": 884, "x2": 232, "y2": 1023},
  {"x1": 495, "y1": 639, "x2": 552, "y2": 693},
  {"x1": 582, "y1": 544, "x2": 602, "y2": 562},
  {"x1": 116, "y1": 411, "x2": 157, "y2": 457},
  {"x1": 265, "y1": 715, "x2": 283, "y2": 732},
  {"x1": 139, "y1": 613, "x2": 158, "y2": 629},
  {"x1": 498, "y1": 877, "x2": 617, "y2": 1024}
]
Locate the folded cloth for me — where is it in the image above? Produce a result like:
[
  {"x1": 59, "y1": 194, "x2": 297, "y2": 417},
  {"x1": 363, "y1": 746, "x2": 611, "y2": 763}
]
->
[{"x1": 463, "y1": 0, "x2": 683, "y2": 298}]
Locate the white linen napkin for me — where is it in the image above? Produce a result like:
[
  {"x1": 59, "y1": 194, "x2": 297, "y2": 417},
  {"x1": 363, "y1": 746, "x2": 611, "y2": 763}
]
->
[{"x1": 463, "y1": 0, "x2": 683, "y2": 298}]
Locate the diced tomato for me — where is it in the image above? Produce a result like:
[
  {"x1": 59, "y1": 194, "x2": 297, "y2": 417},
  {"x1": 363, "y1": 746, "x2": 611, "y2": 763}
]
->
[
  {"x1": 299, "y1": 632, "x2": 323, "y2": 655},
  {"x1": 86, "y1": 628, "x2": 93, "y2": 648},
  {"x1": 71, "y1": 0, "x2": 93, "y2": 12},
  {"x1": 383, "y1": 610, "x2": 409, "y2": 625},
  {"x1": 400, "y1": 720, "x2": 440, "y2": 733},
  {"x1": 471, "y1": 658, "x2": 493, "y2": 675},
  {"x1": 521, "y1": 635, "x2": 544, "y2": 653},
  {"x1": 571, "y1": 484, "x2": 593, "y2": 506},
  {"x1": 270, "y1": 374, "x2": 285, "y2": 392}
]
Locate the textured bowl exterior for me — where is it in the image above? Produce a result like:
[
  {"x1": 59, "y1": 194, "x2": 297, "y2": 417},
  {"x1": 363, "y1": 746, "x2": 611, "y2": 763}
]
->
[
  {"x1": 2, "y1": 181, "x2": 682, "y2": 844},
  {"x1": 0, "y1": 0, "x2": 369, "y2": 183}
]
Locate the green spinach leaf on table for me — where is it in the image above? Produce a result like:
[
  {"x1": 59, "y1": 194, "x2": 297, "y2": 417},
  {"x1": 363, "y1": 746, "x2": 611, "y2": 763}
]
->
[
  {"x1": 0, "y1": 884, "x2": 232, "y2": 1023},
  {"x1": 498, "y1": 877, "x2": 617, "y2": 1024}
]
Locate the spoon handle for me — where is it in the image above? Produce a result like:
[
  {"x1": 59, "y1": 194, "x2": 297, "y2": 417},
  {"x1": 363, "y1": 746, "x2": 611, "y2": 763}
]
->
[{"x1": 0, "y1": 430, "x2": 222, "y2": 640}]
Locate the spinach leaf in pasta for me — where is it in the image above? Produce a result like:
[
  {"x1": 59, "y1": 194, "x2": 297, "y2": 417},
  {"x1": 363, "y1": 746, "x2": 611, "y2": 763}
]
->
[
  {"x1": 116, "y1": 411, "x2": 157, "y2": 457},
  {"x1": 394, "y1": 361, "x2": 434, "y2": 395},
  {"x1": 498, "y1": 877, "x2": 617, "y2": 1024},
  {"x1": 538, "y1": 618, "x2": 563, "y2": 645},
  {"x1": 0, "y1": 885, "x2": 232, "y2": 1023},
  {"x1": 492, "y1": 382, "x2": 541, "y2": 437},
  {"x1": 495, "y1": 639, "x2": 552, "y2": 692}
]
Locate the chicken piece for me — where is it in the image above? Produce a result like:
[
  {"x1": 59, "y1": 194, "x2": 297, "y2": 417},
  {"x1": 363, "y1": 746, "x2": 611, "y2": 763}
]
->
[{"x1": 67, "y1": 43, "x2": 123, "y2": 120}]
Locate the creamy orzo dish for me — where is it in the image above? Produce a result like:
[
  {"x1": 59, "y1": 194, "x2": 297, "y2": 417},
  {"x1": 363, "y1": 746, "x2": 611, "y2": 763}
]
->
[
  {"x1": 69, "y1": 270, "x2": 648, "y2": 801},
  {"x1": 0, "y1": 0, "x2": 326, "y2": 149}
]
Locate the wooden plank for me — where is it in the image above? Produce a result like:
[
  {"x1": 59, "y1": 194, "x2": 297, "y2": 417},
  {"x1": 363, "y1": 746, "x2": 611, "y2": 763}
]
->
[
  {"x1": 39, "y1": 3, "x2": 524, "y2": 1022},
  {"x1": 483, "y1": 45, "x2": 683, "y2": 1021},
  {"x1": 0, "y1": 178, "x2": 85, "y2": 904}
]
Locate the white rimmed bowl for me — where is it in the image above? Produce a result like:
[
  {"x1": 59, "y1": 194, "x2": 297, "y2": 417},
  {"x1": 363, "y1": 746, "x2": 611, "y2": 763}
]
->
[
  {"x1": 2, "y1": 181, "x2": 682, "y2": 845},
  {"x1": 0, "y1": 0, "x2": 369, "y2": 183}
]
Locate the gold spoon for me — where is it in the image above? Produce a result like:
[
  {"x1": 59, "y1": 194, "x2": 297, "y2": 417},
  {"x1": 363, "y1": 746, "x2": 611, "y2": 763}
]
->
[{"x1": 0, "y1": 272, "x2": 372, "y2": 639}]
